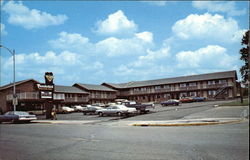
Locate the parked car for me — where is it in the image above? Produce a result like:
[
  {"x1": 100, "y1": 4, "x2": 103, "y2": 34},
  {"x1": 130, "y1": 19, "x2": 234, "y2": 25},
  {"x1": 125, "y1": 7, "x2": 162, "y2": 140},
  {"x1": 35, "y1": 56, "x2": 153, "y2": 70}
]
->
[
  {"x1": 161, "y1": 99, "x2": 180, "y2": 106},
  {"x1": 72, "y1": 105, "x2": 84, "y2": 112},
  {"x1": 82, "y1": 106, "x2": 103, "y2": 115},
  {"x1": 0, "y1": 111, "x2": 37, "y2": 123},
  {"x1": 61, "y1": 106, "x2": 74, "y2": 113},
  {"x1": 121, "y1": 101, "x2": 154, "y2": 114},
  {"x1": 192, "y1": 97, "x2": 206, "y2": 102},
  {"x1": 179, "y1": 97, "x2": 195, "y2": 103},
  {"x1": 28, "y1": 110, "x2": 46, "y2": 115},
  {"x1": 96, "y1": 105, "x2": 137, "y2": 117},
  {"x1": 92, "y1": 103, "x2": 106, "y2": 107}
]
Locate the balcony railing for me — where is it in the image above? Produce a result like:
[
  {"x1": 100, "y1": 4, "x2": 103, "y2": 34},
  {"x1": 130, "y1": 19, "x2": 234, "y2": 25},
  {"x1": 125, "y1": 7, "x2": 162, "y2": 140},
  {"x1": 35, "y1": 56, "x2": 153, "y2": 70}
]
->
[
  {"x1": 203, "y1": 83, "x2": 229, "y2": 89},
  {"x1": 178, "y1": 86, "x2": 198, "y2": 91},
  {"x1": 6, "y1": 92, "x2": 88, "y2": 103},
  {"x1": 65, "y1": 97, "x2": 89, "y2": 102},
  {"x1": 6, "y1": 92, "x2": 39, "y2": 101},
  {"x1": 90, "y1": 94, "x2": 116, "y2": 99},
  {"x1": 119, "y1": 83, "x2": 234, "y2": 96}
]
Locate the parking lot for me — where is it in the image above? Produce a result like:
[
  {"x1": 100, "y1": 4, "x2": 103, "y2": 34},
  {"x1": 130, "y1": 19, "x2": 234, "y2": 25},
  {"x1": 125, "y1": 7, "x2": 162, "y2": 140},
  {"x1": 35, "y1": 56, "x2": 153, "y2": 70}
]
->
[{"x1": 37, "y1": 100, "x2": 238, "y2": 122}]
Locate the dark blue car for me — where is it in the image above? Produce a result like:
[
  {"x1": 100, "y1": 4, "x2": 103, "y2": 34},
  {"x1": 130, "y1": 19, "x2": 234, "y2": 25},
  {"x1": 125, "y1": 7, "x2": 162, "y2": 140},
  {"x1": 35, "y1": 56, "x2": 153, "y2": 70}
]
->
[
  {"x1": 192, "y1": 97, "x2": 206, "y2": 102},
  {"x1": 161, "y1": 99, "x2": 180, "y2": 106}
]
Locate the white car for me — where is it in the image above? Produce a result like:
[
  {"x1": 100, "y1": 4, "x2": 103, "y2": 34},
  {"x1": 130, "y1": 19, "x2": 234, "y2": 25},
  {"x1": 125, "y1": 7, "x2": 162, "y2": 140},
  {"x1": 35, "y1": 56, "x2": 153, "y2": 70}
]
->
[
  {"x1": 61, "y1": 106, "x2": 74, "y2": 113},
  {"x1": 72, "y1": 105, "x2": 84, "y2": 112},
  {"x1": 96, "y1": 104, "x2": 137, "y2": 117},
  {"x1": 0, "y1": 111, "x2": 37, "y2": 123}
]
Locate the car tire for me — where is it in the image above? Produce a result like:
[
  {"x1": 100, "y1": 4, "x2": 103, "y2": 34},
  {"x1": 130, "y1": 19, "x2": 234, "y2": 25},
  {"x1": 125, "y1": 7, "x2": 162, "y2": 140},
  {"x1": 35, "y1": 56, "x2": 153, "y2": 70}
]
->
[
  {"x1": 117, "y1": 112, "x2": 122, "y2": 116},
  {"x1": 98, "y1": 112, "x2": 103, "y2": 117}
]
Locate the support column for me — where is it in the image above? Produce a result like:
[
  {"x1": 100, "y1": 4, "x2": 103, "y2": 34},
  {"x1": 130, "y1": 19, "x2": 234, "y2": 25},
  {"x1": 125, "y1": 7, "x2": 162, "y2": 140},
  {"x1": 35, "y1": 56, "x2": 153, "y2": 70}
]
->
[{"x1": 45, "y1": 101, "x2": 53, "y2": 119}]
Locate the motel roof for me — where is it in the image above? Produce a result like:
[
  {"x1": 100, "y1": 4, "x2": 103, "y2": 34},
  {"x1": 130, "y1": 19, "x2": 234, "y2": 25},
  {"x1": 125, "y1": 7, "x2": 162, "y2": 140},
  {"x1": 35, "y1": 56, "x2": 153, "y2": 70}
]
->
[
  {"x1": 103, "y1": 70, "x2": 238, "y2": 89},
  {"x1": 0, "y1": 79, "x2": 40, "y2": 91},
  {"x1": 74, "y1": 83, "x2": 117, "y2": 92},
  {"x1": 54, "y1": 85, "x2": 89, "y2": 94}
]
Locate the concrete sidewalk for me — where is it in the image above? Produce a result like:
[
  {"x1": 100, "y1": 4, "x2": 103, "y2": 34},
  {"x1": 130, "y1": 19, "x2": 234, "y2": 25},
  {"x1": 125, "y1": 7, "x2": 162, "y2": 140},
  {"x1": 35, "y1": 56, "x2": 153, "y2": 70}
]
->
[
  {"x1": 32, "y1": 120, "x2": 101, "y2": 124},
  {"x1": 130, "y1": 118, "x2": 244, "y2": 127},
  {"x1": 32, "y1": 117, "x2": 246, "y2": 126}
]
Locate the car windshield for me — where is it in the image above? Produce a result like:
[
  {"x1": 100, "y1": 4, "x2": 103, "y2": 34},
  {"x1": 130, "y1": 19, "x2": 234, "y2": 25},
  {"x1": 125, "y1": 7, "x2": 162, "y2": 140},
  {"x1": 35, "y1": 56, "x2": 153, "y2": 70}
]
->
[{"x1": 14, "y1": 111, "x2": 30, "y2": 115}]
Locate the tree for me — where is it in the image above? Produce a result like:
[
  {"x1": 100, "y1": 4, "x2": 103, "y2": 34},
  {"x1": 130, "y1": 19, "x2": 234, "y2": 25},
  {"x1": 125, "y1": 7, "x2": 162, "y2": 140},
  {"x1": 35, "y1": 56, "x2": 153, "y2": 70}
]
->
[{"x1": 239, "y1": 30, "x2": 249, "y2": 84}]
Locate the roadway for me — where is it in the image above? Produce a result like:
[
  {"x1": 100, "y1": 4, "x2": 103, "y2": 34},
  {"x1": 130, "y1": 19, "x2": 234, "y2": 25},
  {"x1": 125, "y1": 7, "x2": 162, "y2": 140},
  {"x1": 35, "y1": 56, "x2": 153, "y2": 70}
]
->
[{"x1": 0, "y1": 100, "x2": 249, "y2": 160}]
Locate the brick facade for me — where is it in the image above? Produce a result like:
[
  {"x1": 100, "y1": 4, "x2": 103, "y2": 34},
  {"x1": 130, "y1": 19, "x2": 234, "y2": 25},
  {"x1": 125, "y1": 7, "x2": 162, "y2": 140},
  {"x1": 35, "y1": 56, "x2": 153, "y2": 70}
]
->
[{"x1": 0, "y1": 70, "x2": 240, "y2": 113}]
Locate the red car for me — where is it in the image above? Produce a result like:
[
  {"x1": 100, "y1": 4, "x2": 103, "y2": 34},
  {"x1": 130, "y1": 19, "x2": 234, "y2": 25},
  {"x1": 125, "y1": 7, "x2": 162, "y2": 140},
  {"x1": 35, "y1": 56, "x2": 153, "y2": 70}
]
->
[{"x1": 179, "y1": 97, "x2": 194, "y2": 103}]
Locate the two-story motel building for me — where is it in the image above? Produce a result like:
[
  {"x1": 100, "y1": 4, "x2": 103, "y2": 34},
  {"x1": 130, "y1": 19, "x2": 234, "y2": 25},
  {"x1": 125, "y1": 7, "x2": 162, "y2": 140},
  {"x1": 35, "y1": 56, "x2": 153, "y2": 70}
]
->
[
  {"x1": 103, "y1": 70, "x2": 238, "y2": 103},
  {"x1": 0, "y1": 70, "x2": 239, "y2": 113}
]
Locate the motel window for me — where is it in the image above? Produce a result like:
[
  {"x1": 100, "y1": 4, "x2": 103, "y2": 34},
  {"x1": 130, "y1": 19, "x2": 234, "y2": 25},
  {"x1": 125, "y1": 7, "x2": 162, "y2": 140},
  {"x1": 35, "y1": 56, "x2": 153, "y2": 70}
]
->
[
  {"x1": 155, "y1": 86, "x2": 161, "y2": 90},
  {"x1": 180, "y1": 83, "x2": 186, "y2": 87},
  {"x1": 208, "y1": 90, "x2": 216, "y2": 96},
  {"x1": 208, "y1": 81, "x2": 216, "y2": 85},
  {"x1": 180, "y1": 92, "x2": 187, "y2": 97},
  {"x1": 134, "y1": 88, "x2": 140, "y2": 92},
  {"x1": 219, "y1": 80, "x2": 227, "y2": 84},
  {"x1": 164, "y1": 94, "x2": 171, "y2": 98},
  {"x1": 190, "y1": 92, "x2": 197, "y2": 97},
  {"x1": 164, "y1": 85, "x2": 171, "y2": 89},
  {"x1": 189, "y1": 82, "x2": 197, "y2": 86}
]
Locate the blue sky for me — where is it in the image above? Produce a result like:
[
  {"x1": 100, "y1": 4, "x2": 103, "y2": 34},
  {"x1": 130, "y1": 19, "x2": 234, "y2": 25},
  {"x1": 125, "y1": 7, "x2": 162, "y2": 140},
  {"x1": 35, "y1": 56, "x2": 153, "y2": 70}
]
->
[{"x1": 0, "y1": 1, "x2": 248, "y2": 86}]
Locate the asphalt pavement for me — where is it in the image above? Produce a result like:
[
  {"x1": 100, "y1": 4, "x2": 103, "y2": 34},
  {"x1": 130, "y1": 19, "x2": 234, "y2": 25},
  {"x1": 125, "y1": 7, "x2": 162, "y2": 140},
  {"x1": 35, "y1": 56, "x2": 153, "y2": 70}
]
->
[
  {"x1": 1, "y1": 100, "x2": 249, "y2": 160},
  {"x1": 33, "y1": 100, "x2": 249, "y2": 127}
]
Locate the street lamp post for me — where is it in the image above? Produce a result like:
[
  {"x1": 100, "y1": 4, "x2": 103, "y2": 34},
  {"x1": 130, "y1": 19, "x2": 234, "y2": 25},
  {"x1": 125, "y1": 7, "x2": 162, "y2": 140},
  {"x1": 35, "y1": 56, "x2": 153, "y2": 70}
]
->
[{"x1": 0, "y1": 45, "x2": 17, "y2": 112}]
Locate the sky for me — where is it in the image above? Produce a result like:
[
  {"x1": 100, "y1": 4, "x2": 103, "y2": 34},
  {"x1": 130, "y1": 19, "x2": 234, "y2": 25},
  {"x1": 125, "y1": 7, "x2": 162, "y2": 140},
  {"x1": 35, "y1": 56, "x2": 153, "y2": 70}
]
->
[{"x1": 0, "y1": 1, "x2": 249, "y2": 86}]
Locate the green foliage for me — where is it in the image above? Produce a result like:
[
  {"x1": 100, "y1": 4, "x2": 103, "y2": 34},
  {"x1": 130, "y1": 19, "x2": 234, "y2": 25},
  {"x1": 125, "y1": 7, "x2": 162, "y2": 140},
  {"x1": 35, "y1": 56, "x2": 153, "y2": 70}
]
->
[{"x1": 239, "y1": 30, "x2": 249, "y2": 83}]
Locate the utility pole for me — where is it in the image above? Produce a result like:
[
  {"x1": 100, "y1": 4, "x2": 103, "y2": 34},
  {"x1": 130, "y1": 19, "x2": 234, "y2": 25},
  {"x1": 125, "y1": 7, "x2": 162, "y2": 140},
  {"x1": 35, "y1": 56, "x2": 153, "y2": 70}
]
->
[{"x1": 0, "y1": 45, "x2": 17, "y2": 111}]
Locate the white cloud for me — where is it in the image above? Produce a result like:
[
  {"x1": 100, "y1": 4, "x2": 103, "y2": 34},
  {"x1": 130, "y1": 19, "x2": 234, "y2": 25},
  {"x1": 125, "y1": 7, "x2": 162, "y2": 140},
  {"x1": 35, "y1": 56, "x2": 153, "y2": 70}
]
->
[
  {"x1": 49, "y1": 31, "x2": 153, "y2": 57},
  {"x1": 1, "y1": 23, "x2": 7, "y2": 35},
  {"x1": 114, "y1": 64, "x2": 135, "y2": 76},
  {"x1": 133, "y1": 47, "x2": 170, "y2": 67},
  {"x1": 113, "y1": 45, "x2": 172, "y2": 81},
  {"x1": 95, "y1": 34, "x2": 153, "y2": 57},
  {"x1": 176, "y1": 45, "x2": 236, "y2": 69},
  {"x1": 172, "y1": 13, "x2": 244, "y2": 43},
  {"x1": 114, "y1": 64, "x2": 174, "y2": 82},
  {"x1": 2, "y1": 1, "x2": 68, "y2": 29},
  {"x1": 3, "y1": 50, "x2": 104, "y2": 84},
  {"x1": 231, "y1": 29, "x2": 247, "y2": 42},
  {"x1": 192, "y1": 1, "x2": 246, "y2": 16},
  {"x1": 135, "y1": 31, "x2": 153, "y2": 43},
  {"x1": 4, "y1": 51, "x2": 82, "y2": 67},
  {"x1": 49, "y1": 32, "x2": 90, "y2": 51},
  {"x1": 94, "y1": 10, "x2": 137, "y2": 36}
]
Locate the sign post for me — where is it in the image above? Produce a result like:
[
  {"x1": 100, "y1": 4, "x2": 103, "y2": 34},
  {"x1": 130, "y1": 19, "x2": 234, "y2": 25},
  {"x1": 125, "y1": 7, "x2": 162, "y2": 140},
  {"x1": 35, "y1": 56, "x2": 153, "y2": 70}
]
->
[
  {"x1": 37, "y1": 72, "x2": 54, "y2": 119},
  {"x1": 12, "y1": 97, "x2": 18, "y2": 106}
]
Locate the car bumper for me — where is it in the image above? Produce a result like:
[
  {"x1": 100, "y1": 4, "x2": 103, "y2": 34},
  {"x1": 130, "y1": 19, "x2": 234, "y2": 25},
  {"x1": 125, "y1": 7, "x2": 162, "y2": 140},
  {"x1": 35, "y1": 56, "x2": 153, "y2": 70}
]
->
[{"x1": 19, "y1": 117, "x2": 37, "y2": 121}]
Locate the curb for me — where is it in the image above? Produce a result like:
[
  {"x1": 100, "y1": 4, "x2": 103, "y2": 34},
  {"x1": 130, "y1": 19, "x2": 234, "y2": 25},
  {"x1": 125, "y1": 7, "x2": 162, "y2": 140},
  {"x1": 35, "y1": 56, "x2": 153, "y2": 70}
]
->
[
  {"x1": 131, "y1": 119, "x2": 244, "y2": 127},
  {"x1": 32, "y1": 120, "x2": 96, "y2": 124}
]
